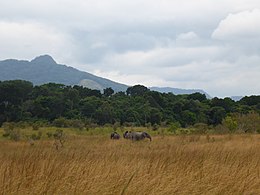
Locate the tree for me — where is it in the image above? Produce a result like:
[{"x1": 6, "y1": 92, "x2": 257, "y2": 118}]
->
[
  {"x1": 208, "y1": 106, "x2": 226, "y2": 125},
  {"x1": 0, "y1": 80, "x2": 33, "y2": 105},
  {"x1": 94, "y1": 101, "x2": 115, "y2": 125},
  {"x1": 149, "y1": 108, "x2": 162, "y2": 125},
  {"x1": 64, "y1": 87, "x2": 80, "y2": 110},
  {"x1": 181, "y1": 110, "x2": 196, "y2": 127},
  {"x1": 239, "y1": 95, "x2": 260, "y2": 106},
  {"x1": 187, "y1": 92, "x2": 207, "y2": 102},
  {"x1": 211, "y1": 97, "x2": 235, "y2": 112},
  {"x1": 126, "y1": 85, "x2": 149, "y2": 96},
  {"x1": 103, "y1": 87, "x2": 114, "y2": 97}
]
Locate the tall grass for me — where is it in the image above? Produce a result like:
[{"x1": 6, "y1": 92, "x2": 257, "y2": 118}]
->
[{"x1": 0, "y1": 134, "x2": 259, "y2": 194}]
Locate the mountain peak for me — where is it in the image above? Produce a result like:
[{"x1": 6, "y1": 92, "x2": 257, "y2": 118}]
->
[{"x1": 31, "y1": 55, "x2": 56, "y2": 65}]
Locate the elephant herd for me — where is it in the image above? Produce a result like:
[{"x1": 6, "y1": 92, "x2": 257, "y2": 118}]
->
[{"x1": 111, "y1": 131, "x2": 152, "y2": 141}]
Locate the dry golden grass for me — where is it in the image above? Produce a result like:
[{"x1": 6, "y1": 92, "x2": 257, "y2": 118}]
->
[{"x1": 0, "y1": 134, "x2": 260, "y2": 195}]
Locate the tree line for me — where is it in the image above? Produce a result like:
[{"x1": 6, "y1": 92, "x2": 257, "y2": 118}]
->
[{"x1": 0, "y1": 80, "x2": 259, "y2": 131}]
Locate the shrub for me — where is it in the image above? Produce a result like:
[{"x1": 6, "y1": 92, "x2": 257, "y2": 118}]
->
[
  {"x1": 223, "y1": 116, "x2": 238, "y2": 133},
  {"x1": 46, "y1": 132, "x2": 53, "y2": 138},
  {"x1": 53, "y1": 129, "x2": 66, "y2": 149},
  {"x1": 168, "y1": 122, "x2": 181, "y2": 134},
  {"x1": 9, "y1": 129, "x2": 21, "y2": 141},
  {"x1": 32, "y1": 123, "x2": 40, "y2": 131},
  {"x1": 152, "y1": 123, "x2": 159, "y2": 131},
  {"x1": 2, "y1": 122, "x2": 15, "y2": 138},
  {"x1": 113, "y1": 122, "x2": 121, "y2": 131},
  {"x1": 193, "y1": 123, "x2": 209, "y2": 134},
  {"x1": 31, "y1": 132, "x2": 42, "y2": 140},
  {"x1": 53, "y1": 117, "x2": 69, "y2": 128},
  {"x1": 70, "y1": 119, "x2": 84, "y2": 130},
  {"x1": 232, "y1": 112, "x2": 260, "y2": 133}
]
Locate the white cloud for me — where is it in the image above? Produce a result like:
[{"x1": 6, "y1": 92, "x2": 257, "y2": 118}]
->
[
  {"x1": 176, "y1": 32, "x2": 198, "y2": 41},
  {"x1": 1, "y1": 0, "x2": 260, "y2": 97},
  {"x1": 212, "y1": 9, "x2": 260, "y2": 41},
  {"x1": 0, "y1": 21, "x2": 75, "y2": 62}
]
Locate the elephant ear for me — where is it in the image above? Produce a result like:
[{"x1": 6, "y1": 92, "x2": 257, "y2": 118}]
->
[
  {"x1": 123, "y1": 131, "x2": 128, "y2": 138},
  {"x1": 110, "y1": 133, "x2": 114, "y2": 139}
]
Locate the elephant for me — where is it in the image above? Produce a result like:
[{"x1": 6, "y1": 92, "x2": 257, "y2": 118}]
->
[
  {"x1": 123, "y1": 131, "x2": 152, "y2": 141},
  {"x1": 110, "y1": 132, "x2": 120, "y2": 139}
]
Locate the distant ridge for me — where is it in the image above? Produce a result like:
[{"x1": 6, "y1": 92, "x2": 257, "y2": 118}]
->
[
  {"x1": 150, "y1": 87, "x2": 211, "y2": 99},
  {"x1": 230, "y1": 96, "x2": 243, "y2": 101},
  {"x1": 0, "y1": 55, "x2": 211, "y2": 96}
]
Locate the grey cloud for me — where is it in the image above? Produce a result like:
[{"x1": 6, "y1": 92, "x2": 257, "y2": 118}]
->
[{"x1": 1, "y1": 0, "x2": 260, "y2": 97}]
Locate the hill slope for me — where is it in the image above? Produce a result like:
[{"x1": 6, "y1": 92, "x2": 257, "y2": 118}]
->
[
  {"x1": 0, "y1": 55, "x2": 211, "y2": 96},
  {"x1": 0, "y1": 55, "x2": 128, "y2": 92}
]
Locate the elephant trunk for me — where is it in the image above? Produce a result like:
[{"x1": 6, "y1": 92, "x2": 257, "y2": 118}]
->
[
  {"x1": 143, "y1": 132, "x2": 152, "y2": 141},
  {"x1": 147, "y1": 134, "x2": 152, "y2": 141}
]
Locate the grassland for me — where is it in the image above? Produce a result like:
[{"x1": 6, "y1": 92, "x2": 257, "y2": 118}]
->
[{"x1": 0, "y1": 129, "x2": 260, "y2": 195}]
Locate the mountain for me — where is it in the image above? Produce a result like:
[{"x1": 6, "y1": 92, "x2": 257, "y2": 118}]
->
[
  {"x1": 0, "y1": 55, "x2": 128, "y2": 92},
  {"x1": 230, "y1": 96, "x2": 243, "y2": 101},
  {"x1": 150, "y1": 87, "x2": 211, "y2": 99},
  {"x1": 0, "y1": 55, "x2": 211, "y2": 96}
]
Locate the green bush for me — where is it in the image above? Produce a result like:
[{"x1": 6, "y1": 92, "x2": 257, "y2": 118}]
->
[
  {"x1": 152, "y1": 123, "x2": 159, "y2": 131},
  {"x1": 193, "y1": 123, "x2": 209, "y2": 134},
  {"x1": 175, "y1": 127, "x2": 196, "y2": 135},
  {"x1": 9, "y1": 129, "x2": 21, "y2": 141},
  {"x1": 31, "y1": 131, "x2": 42, "y2": 140},
  {"x1": 53, "y1": 117, "x2": 69, "y2": 128},
  {"x1": 223, "y1": 116, "x2": 238, "y2": 133},
  {"x1": 32, "y1": 123, "x2": 40, "y2": 130},
  {"x1": 168, "y1": 122, "x2": 181, "y2": 134},
  {"x1": 70, "y1": 119, "x2": 84, "y2": 130},
  {"x1": 2, "y1": 122, "x2": 15, "y2": 138},
  {"x1": 46, "y1": 132, "x2": 53, "y2": 138}
]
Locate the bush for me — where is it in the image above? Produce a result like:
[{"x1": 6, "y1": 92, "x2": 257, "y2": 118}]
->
[
  {"x1": 53, "y1": 117, "x2": 69, "y2": 128},
  {"x1": 193, "y1": 123, "x2": 209, "y2": 134},
  {"x1": 113, "y1": 122, "x2": 121, "y2": 131},
  {"x1": 32, "y1": 123, "x2": 40, "y2": 131},
  {"x1": 175, "y1": 127, "x2": 196, "y2": 135},
  {"x1": 232, "y1": 112, "x2": 260, "y2": 133},
  {"x1": 223, "y1": 116, "x2": 238, "y2": 133},
  {"x1": 152, "y1": 123, "x2": 159, "y2": 131},
  {"x1": 53, "y1": 129, "x2": 66, "y2": 149},
  {"x1": 70, "y1": 119, "x2": 84, "y2": 130},
  {"x1": 31, "y1": 131, "x2": 42, "y2": 140},
  {"x1": 2, "y1": 122, "x2": 15, "y2": 137},
  {"x1": 9, "y1": 129, "x2": 21, "y2": 141},
  {"x1": 16, "y1": 121, "x2": 29, "y2": 129},
  {"x1": 168, "y1": 122, "x2": 181, "y2": 134},
  {"x1": 46, "y1": 132, "x2": 53, "y2": 138}
]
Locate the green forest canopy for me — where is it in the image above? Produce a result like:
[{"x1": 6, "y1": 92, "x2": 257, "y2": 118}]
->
[{"x1": 0, "y1": 80, "x2": 259, "y2": 128}]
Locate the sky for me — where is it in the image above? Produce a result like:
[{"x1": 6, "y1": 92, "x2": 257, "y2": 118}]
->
[{"x1": 0, "y1": 0, "x2": 260, "y2": 97}]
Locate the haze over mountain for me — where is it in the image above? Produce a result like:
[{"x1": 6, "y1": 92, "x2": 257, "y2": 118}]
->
[{"x1": 0, "y1": 55, "x2": 210, "y2": 96}]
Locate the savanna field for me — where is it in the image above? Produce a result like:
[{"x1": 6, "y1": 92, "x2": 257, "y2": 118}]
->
[{"x1": 0, "y1": 127, "x2": 260, "y2": 195}]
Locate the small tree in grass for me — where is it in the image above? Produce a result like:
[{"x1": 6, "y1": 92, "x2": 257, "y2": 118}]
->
[
  {"x1": 53, "y1": 129, "x2": 66, "y2": 150},
  {"x1": 223, "y1": 116, "x2": 238, "y2": 133}
]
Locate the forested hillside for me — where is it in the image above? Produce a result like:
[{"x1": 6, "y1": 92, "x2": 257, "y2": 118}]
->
[
  {"x1": 0, "y1": 80, "x2": 259, "y2": 133},
  {"x1": 0, "y1": 55, "x2": 128, "y2": 92},
  {"x1": 0, "y1": 55, "x2": 210, "y2": 96}
]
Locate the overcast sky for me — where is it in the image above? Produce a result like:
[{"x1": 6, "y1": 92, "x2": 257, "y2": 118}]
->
[{"x1": 0, "y1": 0, "x2": 260, "y2": 97}]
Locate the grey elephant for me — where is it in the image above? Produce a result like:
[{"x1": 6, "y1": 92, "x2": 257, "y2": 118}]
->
[
  {"x1": 110, "y1": 132, "x2": 120, "y2": 139},
  {"x1": 123, "y1": 131, "x2": 152, "y2": 141}
]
